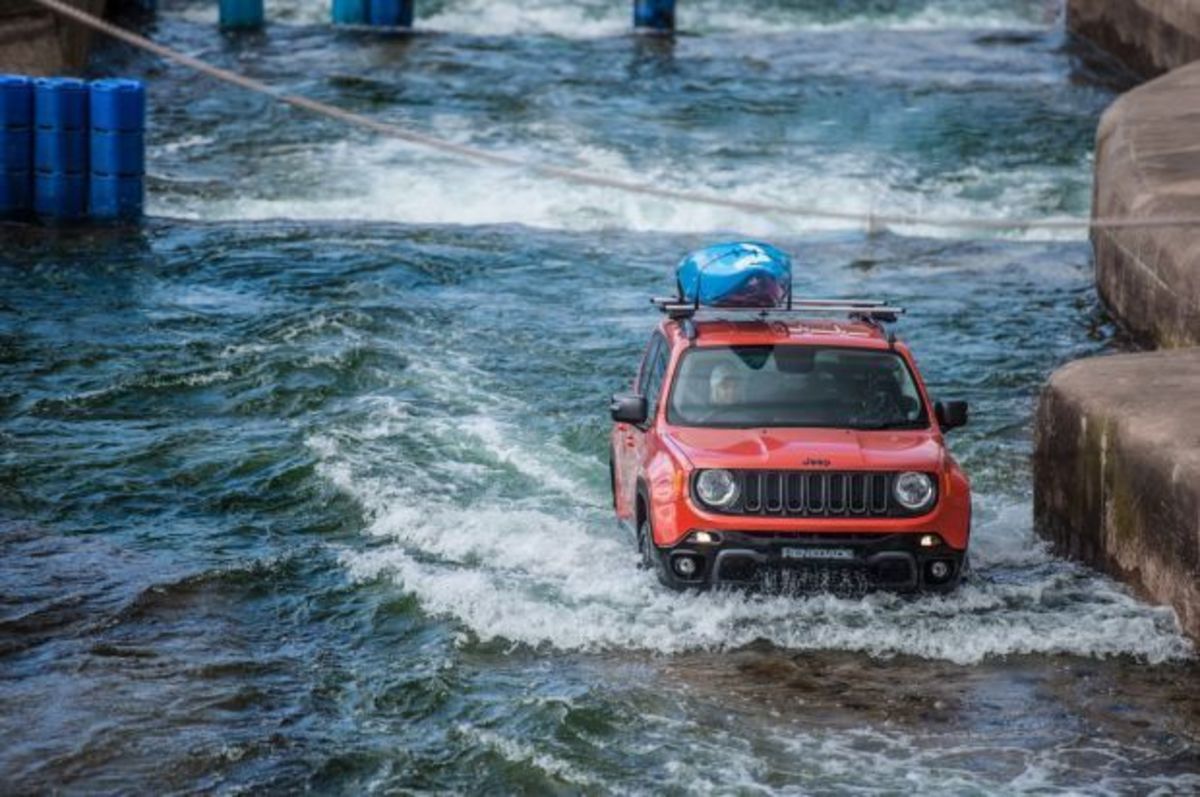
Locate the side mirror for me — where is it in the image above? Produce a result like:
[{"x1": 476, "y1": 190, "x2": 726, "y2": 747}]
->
[
  {"x1": 935, "y1": 400, "x2": 969, "y2": 431},
  {"x1": 611, "y1": 393, "x2": 648, "y2": 425}
]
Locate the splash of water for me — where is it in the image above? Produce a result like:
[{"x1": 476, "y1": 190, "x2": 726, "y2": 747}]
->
[{"x1": 314, "y1": 377, "x2": 1192, "y2": 665}]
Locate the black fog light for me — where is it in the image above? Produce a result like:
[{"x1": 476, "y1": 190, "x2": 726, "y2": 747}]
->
[
  {"x1": 926, "y1": 559, "x2": 953, "y2": 583},
  {"x1": 673, "y1": 555, "x2": 702, "y2": 579}
]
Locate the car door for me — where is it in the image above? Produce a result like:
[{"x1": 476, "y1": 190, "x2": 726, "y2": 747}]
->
[
  {"x1": 624, "y1": 333, "x2": 669, "y2": 517},
  {"x1": 614, "y1": 332, "x2": 666, "y2": 519}
]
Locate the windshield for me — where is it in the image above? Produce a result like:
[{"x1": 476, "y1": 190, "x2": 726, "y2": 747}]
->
[{"x1": 667, "y1": 345, "x2": 929, "y2": 430}]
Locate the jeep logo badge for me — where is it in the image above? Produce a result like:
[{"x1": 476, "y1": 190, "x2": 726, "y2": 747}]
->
[{"x1": 803, "y1": 458, "x2": 832, "y2": 467}]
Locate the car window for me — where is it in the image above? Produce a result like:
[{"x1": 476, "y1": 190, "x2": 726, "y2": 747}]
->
[
  {"x1": 667, "y1": 344, "x2": 928, "y2": 430},
  {"x1": 636, "y1": 334, "x2": 663, "y2": 396},
  {"x1": 643, "y1": 335, "x2": 669, "y2": 420}
]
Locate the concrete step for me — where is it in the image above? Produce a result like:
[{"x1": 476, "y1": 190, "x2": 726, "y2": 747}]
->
[{"x1": 1035, "y1": 348, "x2": 1200, "y2": 641}]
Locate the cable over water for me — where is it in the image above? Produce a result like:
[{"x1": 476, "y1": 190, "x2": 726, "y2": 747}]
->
[{"x1": 31, "y1": 0, "x2": 1196, "y2": 233}]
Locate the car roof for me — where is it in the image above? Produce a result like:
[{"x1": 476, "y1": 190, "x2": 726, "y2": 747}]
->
[{"x1": 660, "y1": 317, "x2": 894, "y2": 350}]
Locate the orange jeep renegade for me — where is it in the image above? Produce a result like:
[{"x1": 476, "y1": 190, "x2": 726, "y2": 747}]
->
[{"x1": 609, "y1": 246, "x2": 970, "y2": 594}]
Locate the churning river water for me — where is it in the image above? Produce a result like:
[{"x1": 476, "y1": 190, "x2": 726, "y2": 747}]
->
[{"x1": 2, "y1": 0, "x2": 1199, "y2": 792}]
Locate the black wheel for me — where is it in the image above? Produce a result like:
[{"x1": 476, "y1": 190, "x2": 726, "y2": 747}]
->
[
  {"x1": 638, "y1": 516, "x2": 673, "y2": 588},
  {"x1": 609, "y1": 450, "x2": 618, "y2": 510},
  {"x1": 637, "y1": 516, "x2": 654, "y2": 568}
]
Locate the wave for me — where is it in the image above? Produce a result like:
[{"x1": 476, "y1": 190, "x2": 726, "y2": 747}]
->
[
  {"x1": 172, "y1": 0, "x2": 1049, "y2": 36},
  {"x1": 153, "y1": 137, "x2": 1092, "y2": 242},
  {"x1": 312, "y1": 387, "x2": 1192, "y2": 665}
]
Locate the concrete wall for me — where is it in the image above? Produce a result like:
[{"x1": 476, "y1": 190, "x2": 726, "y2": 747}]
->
[
  {"x1": 1038, "y1": 1, "x2": 1200, "y2": 641},
  {"x1": 0, "y1": 0, "x2": 108, "y2": 76},
  {"x1": 1068, "y1": 0, "x2": 1200, "y2": 75},
  {"x1": 1092, "y1": 60, "x2": 1200, "y2": 349},
  {"x1": 1035, "y1": 349, "x2": 1200, "y2": 640}
]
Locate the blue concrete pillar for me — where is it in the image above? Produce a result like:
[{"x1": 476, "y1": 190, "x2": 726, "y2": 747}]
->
[
  {"x1": 220, "y1": 0, "x2": 264, "y2": 29},
  {"x1": 634, "y1": 0, "x2": 674, "y2": 31},
  {"x1": 368, "y1": 0, "x2": 413, "y2": 28},
  {"x1": 332, "y1": 0, "x2": 368, "y2": 25}
]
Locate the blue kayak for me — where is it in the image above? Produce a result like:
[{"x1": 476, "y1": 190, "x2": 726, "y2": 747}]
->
[{"x1": 675, "y1": 241, "x2": 792, "y2": 308}]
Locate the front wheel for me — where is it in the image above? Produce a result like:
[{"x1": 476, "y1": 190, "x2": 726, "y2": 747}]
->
[
  {"x1": 609, "y1": 449, "x2": 620, "y2": 511},
  {"x1": 638, "y1": 516, "x2": 675, "y2": 589}
]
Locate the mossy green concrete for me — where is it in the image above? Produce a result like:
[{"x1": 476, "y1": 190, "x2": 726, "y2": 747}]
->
[{"x1": 1035, "y1": 349, "x2": 1200, "y2": 640}]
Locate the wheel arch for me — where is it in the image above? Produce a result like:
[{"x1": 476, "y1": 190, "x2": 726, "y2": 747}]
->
[{"x1": 635, "y1": 479, "x2": 651, "y2": 532}]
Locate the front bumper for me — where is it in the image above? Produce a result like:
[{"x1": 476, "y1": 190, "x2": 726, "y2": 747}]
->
[{"x1": 654, "y1": 530, "x2": 965, "y2": 594}]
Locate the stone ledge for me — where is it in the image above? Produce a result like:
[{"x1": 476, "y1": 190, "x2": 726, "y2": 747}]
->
[
  {"x1": 1068, "y1": 0, "x2": 1200, "y2": 76},
  {"x1": 1092, "y1": 59, "x2": 1200, "y2": 349},
  {"x1": 1034, "y1": 349, "x2": 1200, "y2": 640},
  {"x1": 0, "y1": 0, "x2": 107, "y2": 75}
]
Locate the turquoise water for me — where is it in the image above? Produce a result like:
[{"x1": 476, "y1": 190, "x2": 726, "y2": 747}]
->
[{"x1": 2, "y1": 1, "x2": 1198, "y2": 792}]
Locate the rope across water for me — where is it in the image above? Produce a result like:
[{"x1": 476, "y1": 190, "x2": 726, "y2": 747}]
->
[{"x1": 31, "y1": 0, "x2": 1198, "y2": 233}]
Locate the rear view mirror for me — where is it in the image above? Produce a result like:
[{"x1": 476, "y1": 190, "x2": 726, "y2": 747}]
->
[
  {"x1": 935, "y1": 400, "x2": 969, "y2": 431},
  {"x1": 611, "y1": 393, "x2": 648, "y2": 425}
]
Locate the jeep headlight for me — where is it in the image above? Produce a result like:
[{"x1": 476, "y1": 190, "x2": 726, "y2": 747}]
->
[
  {"x1": 893, "y1": 472, "x2": 935, "y2": 512},
  {"x1": 695, "y1": 469, "x2": 739, "y2": 508}
]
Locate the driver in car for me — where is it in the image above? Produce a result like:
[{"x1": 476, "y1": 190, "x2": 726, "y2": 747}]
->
[{"x1": 709, "y1": 363, "x2": 740, "y2": 409}]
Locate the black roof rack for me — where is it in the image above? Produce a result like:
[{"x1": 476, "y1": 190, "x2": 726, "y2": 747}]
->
[{"x1": 650, "y1": 296, "x2": 905, "y2": 325}]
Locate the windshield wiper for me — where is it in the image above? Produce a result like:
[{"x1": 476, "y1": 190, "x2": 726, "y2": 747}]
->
[{"x1": 849, "y1": 420, "x2": 925, "y2": 430}]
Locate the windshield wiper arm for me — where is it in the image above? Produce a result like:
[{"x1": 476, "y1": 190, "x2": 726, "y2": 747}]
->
[{"x1": 850, "y1": 420, "x2": 924, "y2": 430}]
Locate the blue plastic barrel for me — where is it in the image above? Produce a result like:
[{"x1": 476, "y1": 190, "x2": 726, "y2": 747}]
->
[
  {"x1": 0, "y1": 171, "x2": 31, "y2": 217},
  {"x1": 34, "y1": 128, "x2": 88, "y2": 174},
  {"x1": 88, "y1": 79, "x2": 146, "y2": 223},
  {"x1": 634, "y1": 0, "x2": 675, "y2": 30},
  {"x1": 34, "y1": 78, "x2": 89, "y2": 130},
  {"x1": 368, "y1": 0, "x2": 413, "y2": 27},
  {"x1": 34, "y1": 172, "x2": 87, "y2": 220},
  {"x1": 220, "y1": 0, "x2": 264, "y2": 29},
  {"x1": 90, "y1": 130, "x2": 144, "y2": 176},
  {"x1": 332, "y1": 0, "x2": 368, "y2": 24},
  {"x1": 0, "y1": 127, "x2": 32, "y2": 171},
  {"x1": 0, "y1": 75, "x2": 33, "y2": 129},
  {"x1": 89, "y1": 174, "x2": 143, "y2": 221},
  {"x1": 90, "y1": 79, "x2": 146, "y2": 132}
]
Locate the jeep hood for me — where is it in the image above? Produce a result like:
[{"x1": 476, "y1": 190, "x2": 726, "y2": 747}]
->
[{"x1": 663, "y1": 426, "x2": 943, "y2": 471}]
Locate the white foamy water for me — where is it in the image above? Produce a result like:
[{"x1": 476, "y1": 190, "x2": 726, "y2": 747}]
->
[
  {"x1": 421, "y1": 0, "x2": 1045, "y2": 37},
  {"x1": 315, "y1": 387, "x2": 1192, "y2": 666},
  {"x1": 153, "y1": 0, "x2": 1087, "y2": 241},
  {"x1": 611, "y1": 715, "x2": 1200, "y2": 796},
  {"x1": 174, "y1": 0, "x2": 1046, "y2": 36},
  {"x1": 151, "y1": 136, "x2": 1091, "y2": 242}
]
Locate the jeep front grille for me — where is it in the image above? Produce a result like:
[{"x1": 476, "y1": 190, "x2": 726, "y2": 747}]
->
[{"x1": 697, "y1": 471, "x2": 933, "y2": 518}]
